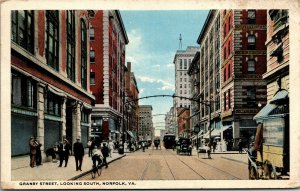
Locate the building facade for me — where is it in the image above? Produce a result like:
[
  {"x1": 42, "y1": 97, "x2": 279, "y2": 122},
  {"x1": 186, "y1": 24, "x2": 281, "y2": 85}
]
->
[
  {"x1": 264, "y1": 10, "x2": 289, "y2": 101},
  {"x1": 89, "y1": 10, "x2": 129, "y2": 144},
  {"x1": 11, "y1": 10, "x2": 94, "y2": 156},
  {"x1": 220, "y1": 10, "x2": 267, "y2": 147},
  {"x1": 138, "y1": 105, "x2": 153, "y2": 141},
  {"x1": 124, "y1": 62, "x2": 139, "y2": 141},
  {"x1": 177, "y1": 108, "x2": 191, "y2": 138},
  {"x1": 196, "y1": 10, "x2": 222, "y2": 146}
]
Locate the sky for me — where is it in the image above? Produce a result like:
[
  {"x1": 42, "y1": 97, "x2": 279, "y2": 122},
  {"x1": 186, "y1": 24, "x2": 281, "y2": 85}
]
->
[{"x1": 120, "y1": 10, "x2": 209, "y2": 129}]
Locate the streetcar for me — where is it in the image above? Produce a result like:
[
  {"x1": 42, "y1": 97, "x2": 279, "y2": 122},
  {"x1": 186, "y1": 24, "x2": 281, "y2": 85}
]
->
[
  {"x1": 248, "y1": 89, "x2": 289, "y2": 179},
  {"x1": 163, "y1": 134, "x2": 176, "y2": 149},
  {"x1": 153, "y1": 137, "x2": 161, "y2": 150}
]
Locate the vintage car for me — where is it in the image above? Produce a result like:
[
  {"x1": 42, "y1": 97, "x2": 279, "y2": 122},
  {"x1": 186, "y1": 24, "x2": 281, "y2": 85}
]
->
[{"x1": 176, "y1": 137, "x2": 192, "y2": 155}]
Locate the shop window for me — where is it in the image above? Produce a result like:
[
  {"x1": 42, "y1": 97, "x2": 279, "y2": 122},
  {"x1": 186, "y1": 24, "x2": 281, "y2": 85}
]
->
[
  {"x1": 45, "y1": 91, "x2": 61, "y2": 116},
  {"x1": 46, "y1": 11, "x2": 59, "y2": 71},
  {"x1": 11, "y1": 10, "x2": 34, "y2": 53},
  {"x1": 11, "y1": 71, "x2": 37, "y2": 109}
]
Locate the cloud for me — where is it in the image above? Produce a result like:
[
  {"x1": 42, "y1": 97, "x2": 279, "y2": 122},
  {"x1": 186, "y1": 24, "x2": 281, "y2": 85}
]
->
[{"x1": 136, "y1": 75, "x2": 175, "y2": 91}]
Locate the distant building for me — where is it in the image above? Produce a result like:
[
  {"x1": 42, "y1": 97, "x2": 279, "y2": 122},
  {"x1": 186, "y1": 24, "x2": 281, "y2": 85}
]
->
[
  {"x1": 11, "y1": 10, "x2": 94, "y2": 156},
  {"x1": 138, "y1": 105, "x2": 153, "y2": 140},
  {"x1": 89, "y1": 10, "x2": 129, "y2": 143}
]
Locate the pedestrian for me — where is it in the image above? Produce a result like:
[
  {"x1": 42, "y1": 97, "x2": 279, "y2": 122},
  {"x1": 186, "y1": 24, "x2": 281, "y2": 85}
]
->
[
  {"x1": 46, "y1": 144, "x2": 58, "y2": 163},
  {"x1": 108, "y1": 140, "x2": 114, "y2": 157},
  {"x1": 238, "y1": 139, "x2": 243, "y2": 154},
  {"x1": 124, "y1": 141, "x2": 128, "y2": 152},
  {"x1": 87, "y1": 138, "x2": 94, "y2": 157},
  {"x1": 213, "y1": 140, "x2": 217, "y2": 153},
  {"x1": 73, "y1": 138, "x2": 85, "y2": 171},
  {"x1": 142, "y1": 141, "x2": 145, "y2": 152},
  {"x1": 101, "y1": 143, "x2": 109, "y2": 168},
  {"x1": 35, "y1": 137, "x2": 42, "y2": 166},
  {"x1": 29, "y1": 136, "x2": 37, "y2": 168},
  {"x1": 58, "y1": 139, "x2": 71, "y2": 167},
  {"x1": 92, "y1": 146, "x2": 103, "y2": 167}
]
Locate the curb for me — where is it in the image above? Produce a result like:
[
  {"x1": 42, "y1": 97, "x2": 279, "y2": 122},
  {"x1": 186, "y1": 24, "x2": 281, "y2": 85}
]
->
[{"x1": 69, "y1": 154, "x2": 126, "y2": 180}]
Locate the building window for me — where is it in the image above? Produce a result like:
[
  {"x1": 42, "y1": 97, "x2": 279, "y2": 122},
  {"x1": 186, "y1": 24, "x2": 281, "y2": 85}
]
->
[
  {"x1": 224, "y1": 47, "x2": 227, "y2": 60},
  {"x1": 90, "y1": 72, "x2": 95, "y2": 85},
  {"x1": 81, "y1": 19, "x2": 87, "y2": 90},
  {"x1": 228, "y1": 41, "x2": 231, "y2": 56},
  {"x1": 224, "y1": 24, "x2": 226, "y2": 38},
  {"x1": 66, "y1": 10, "x2": 75, "y2": 82},
  {"x1": 246, "y1": 87, "x2": 256, "y2": 107},
  {"x1": 248, "y1": 10, "x2": 256, "y2": 24},
  {"x1": 45, "y1": 11, "x2": 59, "y2": 71},
  {"x1": 248, "y1": 35, "x2": 256, "y2": 50},
  {"x1": 248, "y1": 59, "x2": 256, "y2": 73},
  {"x1": 223, "y1": 92, "x2": 227, "y2": 111},
  {"x1": 223, "y1": 68, "x2": 226, "y2": 82},
  {"x1": 90, "y1": 50, "x2": 95, "y2": 63},
  {"x1": 11, "y1": 71, "x2": 37, "y2": 109},
  {"x1": 45, "y1": 91, "x2": 61, "y2": 116},
  {"x1": 89, "y1": 27, "x2": 95, "y2": 40},
  {"x1": 228, "y1": 89, "x2": 231, "y2": 109},
  {"x1": 81, "y1": 110, "x2": 89, "y2": 123},
  {"x1": 272, "y1": 10, "x2": 288, "y2": 30},
  {"x1": 88, "y1": 11, "x2": 95, "y2": 18},
  {"x1": 179, "y1": 59, "x2": 182, "y2": 69},
  {"x1": 228, "y1": 64, "x2": 231, "y2": 78},
  {"x1": 179, "y1": 84, "x2": 182, "y2": 88},
  {"x1": 184, "y1": 59, "x2": 187, "y2": 69},
  {"x1": 11, "y1": 10, "x2": 34, "y2": 53}
]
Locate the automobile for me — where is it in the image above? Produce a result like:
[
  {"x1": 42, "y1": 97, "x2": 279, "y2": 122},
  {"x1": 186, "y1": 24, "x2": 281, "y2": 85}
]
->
[{"x1": 176, "y1": 137, "x2": 192, "y2": 155}]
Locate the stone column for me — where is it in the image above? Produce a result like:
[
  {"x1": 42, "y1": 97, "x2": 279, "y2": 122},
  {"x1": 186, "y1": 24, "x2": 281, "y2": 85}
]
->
[
  {"x1": 72, "y1": 101, "x2": 81, "y2": 147},
  {"x1": 61, "y1": 97, "x2": 67, "y2": 141},
  {"x1": 37, "y1": 83, "x2": 45, "y2": 151}
]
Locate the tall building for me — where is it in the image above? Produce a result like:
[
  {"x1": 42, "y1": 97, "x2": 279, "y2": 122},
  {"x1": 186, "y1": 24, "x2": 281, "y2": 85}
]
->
[
  {"x1": 124, "y1": 62, "x2": 139, "y2": 141},
  {"x1": 196, "y1": 10, "x2": 222, "y2": 145},
  {"x1": 11, "y1": 10, "x2": 94, "y2": 156},
  {"x1": 89, "y1": 10, "x2": 129, "y2": 144},
  {"x1": 220, "y1": 10, "x2": 267, "y2": 147},
  {"x1": 138, "y1": 105, "x2": 153, "y2": 141},
  {"x1": 173, "y1": 46, "x2": 198, "y2": 108}
]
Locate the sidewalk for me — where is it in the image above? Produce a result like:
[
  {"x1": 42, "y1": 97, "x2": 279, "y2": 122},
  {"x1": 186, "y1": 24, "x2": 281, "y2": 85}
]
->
[{"x1": 12, "y1": 150, "x2": 125, "y2": 181}]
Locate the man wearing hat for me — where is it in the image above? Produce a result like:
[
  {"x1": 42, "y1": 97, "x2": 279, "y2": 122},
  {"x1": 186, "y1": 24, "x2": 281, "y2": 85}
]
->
[
  {"x1": 73, "y1": 137, "x2": 84, "y2": 171},
  {"x1": 29, "y1": 136, "x2": 37, "y2": 168}
]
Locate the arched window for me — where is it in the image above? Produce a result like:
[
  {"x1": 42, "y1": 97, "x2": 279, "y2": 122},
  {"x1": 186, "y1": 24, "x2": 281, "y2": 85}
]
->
[
  {"x1": 248, "y1": 35, "x2": 256, "y2": 50},
  {"x1": 81, "y1": 19, "x2": 87, "y2": 90}
]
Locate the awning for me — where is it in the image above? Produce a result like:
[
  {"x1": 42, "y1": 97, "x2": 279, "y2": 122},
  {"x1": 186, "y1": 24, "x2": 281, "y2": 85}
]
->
[
  {"x1": 47, "y1": 85, "x2": 65, "y2": 97},
  {"x1": 126, "y1": 130, "x2": 136, "y2": 139},
  {"x1": 270, "y1": 89, "x2": 289, "y2": 104}
]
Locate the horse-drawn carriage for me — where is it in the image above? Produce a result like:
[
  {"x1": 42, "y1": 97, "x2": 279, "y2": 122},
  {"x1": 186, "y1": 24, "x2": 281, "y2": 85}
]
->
[{"x1": 248, "y1": 90, "x2": 289, "y2": 180}]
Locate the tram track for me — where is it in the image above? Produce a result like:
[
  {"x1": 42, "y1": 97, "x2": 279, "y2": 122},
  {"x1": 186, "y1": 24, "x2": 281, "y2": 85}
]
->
[
  {"x1": 139, "y1": 148, "x2": 155, "y2": 180},
  {"x1": 165, "y1": 149, "x2": 241, "y2": 180},
  {"x1": 161, "y1": 148, "x2": 176, "y2": 180}
]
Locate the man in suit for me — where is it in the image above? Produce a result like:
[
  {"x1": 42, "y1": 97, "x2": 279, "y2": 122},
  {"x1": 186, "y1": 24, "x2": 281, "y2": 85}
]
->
[
  {"x1": 58, "y1": 139, "x2": 71, "y2": 167},
  {"x1": 73, "y1": 138, "x2": 84, "y2": 171}
]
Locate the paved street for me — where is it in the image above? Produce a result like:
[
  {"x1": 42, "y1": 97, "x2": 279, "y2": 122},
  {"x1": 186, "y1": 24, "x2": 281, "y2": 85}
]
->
[{"x1": 78, "y1": 147, "x2": 248, "y2": 180}]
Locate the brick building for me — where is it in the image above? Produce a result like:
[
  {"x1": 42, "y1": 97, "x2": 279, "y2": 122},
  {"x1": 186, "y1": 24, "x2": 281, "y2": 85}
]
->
[
  {"x1": 89, "y1": 10, "x2": 129, "y2": 144},
  {"x1": 124, "y1": 62, "x2": 139, "y2": 141},
  {"x1": 11, "y1": 10, "x2": 94, "y2": 156},
  {"x1": 221, "y1": 10, "x2": 267, "y2": 147},
  {"x1": 177, "y1": 108, "x2": 190, "y2": 138}
]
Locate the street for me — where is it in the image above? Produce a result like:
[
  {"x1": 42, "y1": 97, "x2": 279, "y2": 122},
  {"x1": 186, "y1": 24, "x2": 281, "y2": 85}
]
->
[{"x1": 78, "y1": 147, "x2": 248, "y2": 180}]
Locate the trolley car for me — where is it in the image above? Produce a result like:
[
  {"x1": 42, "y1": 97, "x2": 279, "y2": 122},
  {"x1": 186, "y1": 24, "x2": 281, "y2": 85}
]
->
[{"x1": 163, "y1": 134, "x2": 176, "y2": 149}]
